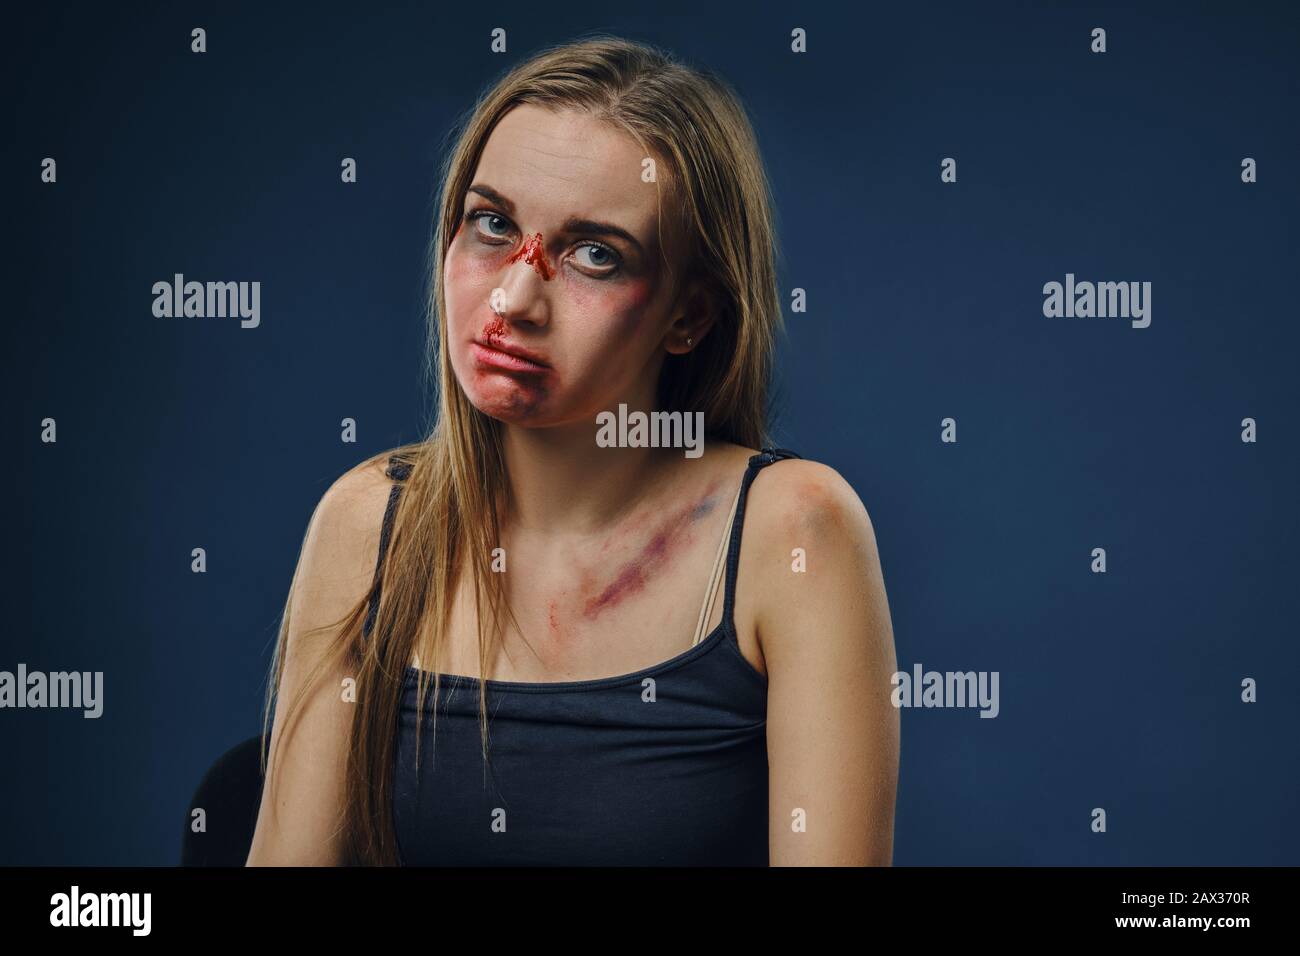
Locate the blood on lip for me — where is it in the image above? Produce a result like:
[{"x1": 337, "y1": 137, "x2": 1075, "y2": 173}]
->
[
  {"x1": 473, "y1": 340, "x2": 548, "y2": 371},
  {"x1": 478, "y1": 316, "x2": 547, "y2": 368}
]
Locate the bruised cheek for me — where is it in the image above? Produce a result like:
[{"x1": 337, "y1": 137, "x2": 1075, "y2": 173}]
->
[
  {"x1": 565, "y1": 275, "x2": 657, "y2": 337},
  {"x1": 558, "y1": 278, "x2": 659, "y2": 390},
  {"x1": 445, "y1": 247, "x2": 497, "y2": 331}
]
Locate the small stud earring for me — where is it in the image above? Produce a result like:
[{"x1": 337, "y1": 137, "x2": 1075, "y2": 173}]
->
[{"x1": 686, "y1": 336, "x2": 693, "y2": 347}]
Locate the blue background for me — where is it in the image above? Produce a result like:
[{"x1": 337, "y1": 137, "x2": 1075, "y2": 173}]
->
[{"x1": 6, "y1": 0, "x2": 1298, "y2": 865}]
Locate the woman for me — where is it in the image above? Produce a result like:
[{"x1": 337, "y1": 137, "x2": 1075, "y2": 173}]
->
[{"x1": 246, "y1": 35, "x2": 898, "y2": 866}]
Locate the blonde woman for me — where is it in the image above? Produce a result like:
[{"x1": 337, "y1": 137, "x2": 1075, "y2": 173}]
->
[{"x1": 246, "y1": 35, "x2": 898, "y2": 866}]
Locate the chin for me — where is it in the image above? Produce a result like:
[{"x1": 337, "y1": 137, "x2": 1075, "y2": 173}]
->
[
  {"x1": 451, "y1": 340, "x2": 566, "y2": 425},
  {"x1": 459, "y1": 374, "x2": 555, "y2": 424}
]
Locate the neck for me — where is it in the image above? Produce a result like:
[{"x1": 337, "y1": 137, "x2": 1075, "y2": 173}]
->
[{"x1": 500, "y1": 416, "x2": 674, "y2": 535}]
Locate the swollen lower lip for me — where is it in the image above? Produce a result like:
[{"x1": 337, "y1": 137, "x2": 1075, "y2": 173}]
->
[{"x1": 471, "y1": 342, "x2": 549, "y2": 372}]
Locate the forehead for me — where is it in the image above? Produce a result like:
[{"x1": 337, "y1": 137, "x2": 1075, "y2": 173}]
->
[{"x1": 472, "y1": 104, "x2": 670, "y2": 250}]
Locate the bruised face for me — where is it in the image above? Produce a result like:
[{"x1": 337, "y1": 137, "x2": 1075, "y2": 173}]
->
[{"x1": 444, "y1": 104, "x2": 700, "y2": 426}]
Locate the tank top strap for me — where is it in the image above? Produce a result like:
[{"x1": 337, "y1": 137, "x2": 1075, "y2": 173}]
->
[
  {"x1": 720, "y1": 447, "x2": 803, "y2": 627},
  {"x1": 363, "y1": 455, "x2": 413, "y2": 640},
  {"x1": 690, "y1": 481, "x2": 744, "y2": 647}
]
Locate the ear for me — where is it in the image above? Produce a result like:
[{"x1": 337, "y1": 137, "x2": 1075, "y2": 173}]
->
[{"x1": 662, "y1": 277, "x2": 717, "y2": 356}]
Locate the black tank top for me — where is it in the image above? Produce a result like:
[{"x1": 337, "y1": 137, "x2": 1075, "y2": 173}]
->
[{"x1": 365, "y1": 446, "x2": 802, "y2": 866}]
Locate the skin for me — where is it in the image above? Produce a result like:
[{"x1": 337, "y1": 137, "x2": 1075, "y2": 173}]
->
[
  {"x1": 247, "y1": 103, "x2": 898, "y2": 867},
  {"x1": 444, "y1": 105, "x2": 701, "y2": 435},
  {"x1": 579, "y1": 480, "x2": 721, "y2": 619},
  {"x1": 442, "y1": 103, "x2": 725, "y2": 636}
]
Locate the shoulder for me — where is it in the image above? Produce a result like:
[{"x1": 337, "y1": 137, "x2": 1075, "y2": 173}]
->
[
  {"x1": 738, "y1": 454, "x2": 888, "y2": 650},
  {"x1": 700, "y1": 443, "x2": 876, "y2": 545},
  {"x1": 313, "y1": 453, "x2": 400, "y2": 538},
  {"x1": 294, "y1": 449, "x2": 413, "y2": 595},
  {"x1": 746, "y1": 455, "x2": 876, "y2": 546}
]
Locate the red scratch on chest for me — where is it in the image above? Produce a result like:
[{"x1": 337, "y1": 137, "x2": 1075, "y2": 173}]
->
[{"x1": 580, "y1": 482, "x2": 722, "y2": 620}]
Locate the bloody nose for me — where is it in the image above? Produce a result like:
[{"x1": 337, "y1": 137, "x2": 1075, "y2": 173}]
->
[{"x1": 505, "y1": 232, "x2": 555, "y2": 280}]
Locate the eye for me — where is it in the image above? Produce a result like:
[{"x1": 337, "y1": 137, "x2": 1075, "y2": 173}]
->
[
  {"x1": 572, "y1": 242, "x2": 622, "y2": 278},
  {"x1": 467, "y1": 210, "x2": 513, "y2": 241},
  {"x1": 463, "y1": 209, "x2": 623, "y2": 279}
]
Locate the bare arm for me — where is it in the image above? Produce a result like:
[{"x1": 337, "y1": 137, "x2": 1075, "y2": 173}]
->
[
  {"x1": 748, "y1": 460, "x2": 899, "y2": 865},
  {"x1": 245, "y1": 460, "x2": 391, "y2": 866}
]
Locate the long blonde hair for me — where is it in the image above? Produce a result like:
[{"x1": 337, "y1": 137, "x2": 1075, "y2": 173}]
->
[{"x1": 259, "y1": 33, "x2": 783, "y2": 865}]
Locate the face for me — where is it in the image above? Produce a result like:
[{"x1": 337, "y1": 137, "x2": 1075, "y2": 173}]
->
[{"x1": 444, "y1": 104, "x2": 702, "y2": 427}]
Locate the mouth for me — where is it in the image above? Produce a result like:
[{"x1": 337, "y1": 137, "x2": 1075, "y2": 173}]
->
[{"x1": 470, "y1": 339, "x2": 552, "y2": 373}]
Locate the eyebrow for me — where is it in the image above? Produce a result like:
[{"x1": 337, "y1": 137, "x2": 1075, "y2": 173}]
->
[{"x1": 466, "y1": 183, "x2": 645, "y2": 257}]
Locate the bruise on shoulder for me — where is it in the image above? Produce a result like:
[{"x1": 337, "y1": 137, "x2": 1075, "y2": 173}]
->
[{"x1": 754, "y1": 463, "x2": 858, "y2": 575}]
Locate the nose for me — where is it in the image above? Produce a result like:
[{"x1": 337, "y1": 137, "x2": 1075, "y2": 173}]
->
[
  {"x1": 492, "y1": 237, "x2": 553, "y2": 327},
  {"x1": 507, "y1": 232, "x2": 555, "y2": 281}
]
